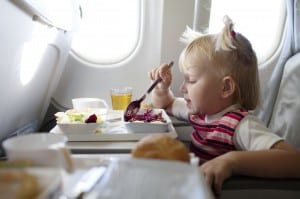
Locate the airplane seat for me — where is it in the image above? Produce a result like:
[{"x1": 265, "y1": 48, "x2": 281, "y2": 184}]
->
[
  {"x1": 220, "y1": 53, "x2": 300, "y2": 199},
  {"x1": 268, "y1": 52, "x2": 300, "y2": 150}
]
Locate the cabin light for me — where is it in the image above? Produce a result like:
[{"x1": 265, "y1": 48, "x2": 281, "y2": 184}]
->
[{"x1": 20, "y1": 24, "x2": 56, "y2": 86}]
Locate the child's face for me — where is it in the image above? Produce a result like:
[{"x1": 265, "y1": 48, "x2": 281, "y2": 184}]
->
[{"x1": 180, "y1": 50, "x2": 227, "y2": 115}]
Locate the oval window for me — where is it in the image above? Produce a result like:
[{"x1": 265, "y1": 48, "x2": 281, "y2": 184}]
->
[
  {"x1": 71, "y1": 0, "x2": 141, "y2": 65},
  {"x1": 209, "y1": 0, "x2": 286, "y2": 64}
]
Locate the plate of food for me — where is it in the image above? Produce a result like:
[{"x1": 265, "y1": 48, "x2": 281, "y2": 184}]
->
[
  {"x1": 51, "y1": 108, "x2": 177, "y2": 141},
  {"x1": 55, "y1": 108, "x2": 106, "y2": 135},
  {"x1": 124, "y1": 108, "x2": 171, "y2": 133}
]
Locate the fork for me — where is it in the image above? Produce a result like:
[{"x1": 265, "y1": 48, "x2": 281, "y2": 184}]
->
[{"x1": 123, "y1": 61, "x2": 174, "y2": 121}]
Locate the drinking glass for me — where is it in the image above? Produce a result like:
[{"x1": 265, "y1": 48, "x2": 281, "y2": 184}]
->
[{"x1": 110, "y1": 87, "x2": 132, "y2": 110}]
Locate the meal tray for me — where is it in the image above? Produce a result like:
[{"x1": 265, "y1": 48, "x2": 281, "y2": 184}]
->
[
  {"x1": 85, "y1": 158, "x2": 214, "y2": 199},
  {"x1": 50, "y1": 109, "x2": 177, "y2": 141}
]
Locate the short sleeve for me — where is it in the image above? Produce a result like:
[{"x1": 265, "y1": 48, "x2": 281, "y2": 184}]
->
[
  {"x1": 233, "y1": 115, "x2": 283, "y2": 151},
  {"x1": 171, "y1": 98, "x2": 189, "y2": 121}
]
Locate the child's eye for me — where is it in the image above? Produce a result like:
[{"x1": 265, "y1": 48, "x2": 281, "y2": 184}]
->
[
  {"x1": 186, "y1": 79, "x2": 196, "y2": 83},
  {"x1": 183, "y1": 75, "x2": 197, "y2": 84}
]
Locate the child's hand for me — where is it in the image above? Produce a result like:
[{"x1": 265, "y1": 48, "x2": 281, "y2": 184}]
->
[
  {"x1": 149, "y1": 63, "x2": 172, "y2": 90},
  {"x1": 149, "y1": 63, "x2": 175, "y2": 110},
  {"x1": 199, "y1": 155, "x2": 234, "y2": 197}
]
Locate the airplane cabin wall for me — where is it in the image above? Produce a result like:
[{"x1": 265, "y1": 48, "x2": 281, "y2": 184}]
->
[
  {"x1": 160, "y1": 0, "x2": 195, "y2": 97},
  {"x1": 0, "y1": 0, "x2": 289, "y2": 142},
  {"x1": 0, "y1": 1, "x2": 79, "y2": 150},
  {"x1": 44, "y1": 0, "x2": 285, "y2": 131},
  {"x1": 51, "y1": 0, "x2": 195, "y2": 111}
]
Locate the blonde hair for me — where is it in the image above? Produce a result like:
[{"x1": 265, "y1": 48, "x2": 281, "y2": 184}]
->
[{"x1": 179, "y1": 16, "x2": 260, "y2": 110}]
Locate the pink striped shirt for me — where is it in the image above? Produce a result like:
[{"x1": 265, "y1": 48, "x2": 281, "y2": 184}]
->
[{"x1": 189, "y1": 109, "x2": 248, "y2": 163}]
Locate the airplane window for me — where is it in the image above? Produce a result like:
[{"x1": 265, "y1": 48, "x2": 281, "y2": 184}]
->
[
  {"x1": 209, "y1": 0, "x2": 286, "y2": 65},
  {"x1": 71, "y1": 0, "x2": 141, "y2": 65}
]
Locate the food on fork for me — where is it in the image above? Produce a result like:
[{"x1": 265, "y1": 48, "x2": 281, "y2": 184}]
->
[
  {"x1": 131, "y1": 134, "x2": 190, "y2": 163},
  {"x1": 0, "y1": 169, "x2": 40, "y2": 199},
  {"x1": 140, "y1": 103, "x2": 152, "y2": 110}
]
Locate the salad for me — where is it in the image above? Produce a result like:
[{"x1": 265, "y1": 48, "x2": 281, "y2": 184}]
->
[
  {"x1": 126, "y1": 109, "x2": 166, "y2": 123},
  {"x1": 55, "y1": 109, "x2": 104, "y2": 124}
]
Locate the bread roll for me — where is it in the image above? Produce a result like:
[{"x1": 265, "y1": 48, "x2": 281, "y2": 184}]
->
[
  {"x1": 131, "y1": 134, "x2": 190, "y2": 163},
  {"x1": 0, "y1": 169, "x2": 40, "y2": 199}
]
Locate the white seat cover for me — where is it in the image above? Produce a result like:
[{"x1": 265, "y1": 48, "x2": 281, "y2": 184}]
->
[{"x1": 269, "y1": 52, "x2": 300, "y2": 150}]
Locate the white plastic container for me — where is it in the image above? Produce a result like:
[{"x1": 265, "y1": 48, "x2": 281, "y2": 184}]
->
[{"x1": 72, "y1": 98, "x2": 109, "y2": 109}]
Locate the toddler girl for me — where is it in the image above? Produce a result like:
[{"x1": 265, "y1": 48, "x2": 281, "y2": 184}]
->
[{"x1": 150, "y1": 16, "x2": 300, "y2": 196}]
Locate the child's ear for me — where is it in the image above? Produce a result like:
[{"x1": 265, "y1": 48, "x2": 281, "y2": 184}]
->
[{"x1": 221, "y1": 76, "x2": 236, "y2": 98}]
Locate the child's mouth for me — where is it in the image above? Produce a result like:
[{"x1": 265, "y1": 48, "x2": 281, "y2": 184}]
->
[{"x1": 184, "y1": 99, "x2": 192, "y2": 108}]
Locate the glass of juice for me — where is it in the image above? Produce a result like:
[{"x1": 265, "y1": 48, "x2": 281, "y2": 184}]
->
[{"x1": 110, "y1": 87, "x2": 133, "y2": 110}]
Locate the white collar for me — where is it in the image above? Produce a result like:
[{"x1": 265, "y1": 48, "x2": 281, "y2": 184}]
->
[{"x1": 205, "y1": 104, "x2": 241, "y2": 123}]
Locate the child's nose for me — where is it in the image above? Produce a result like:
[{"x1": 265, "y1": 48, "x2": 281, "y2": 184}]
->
[{"x1": 179, "y1": 82, "x2": 187, "y2": 94}]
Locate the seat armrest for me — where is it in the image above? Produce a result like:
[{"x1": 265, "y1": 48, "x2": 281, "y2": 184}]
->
[
  {"x1": 221, "y1": 176, "x2": 300, "y2": 199},
  {"x1": 223, "y1": 176, "x2": 300, "y2": 191}
]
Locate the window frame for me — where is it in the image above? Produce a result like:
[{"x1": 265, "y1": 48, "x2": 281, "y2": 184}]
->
[
  {"x1": 194, "y1": 0, "x2": 287, "y2": 66},
  {"x1": 70, "y1": 0, "x2": 143, "y2": 66}
]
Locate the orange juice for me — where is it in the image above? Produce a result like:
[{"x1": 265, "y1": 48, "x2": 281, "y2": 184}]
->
[
  {"x1": 110, "y1": 87, "x2": 133, "y2": 110},
  {"x1": 111, "y1": 93, "x2": 132, "y2": 110}
]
